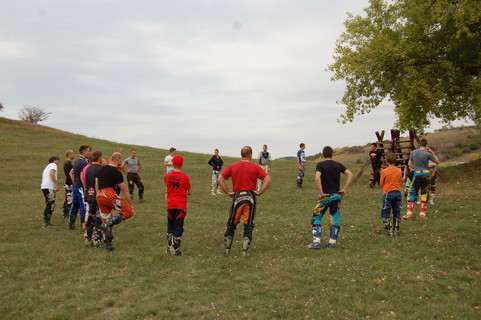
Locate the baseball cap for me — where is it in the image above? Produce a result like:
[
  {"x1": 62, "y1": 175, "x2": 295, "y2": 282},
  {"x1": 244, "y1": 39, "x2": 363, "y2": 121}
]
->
[{"x1": 172, "y1": 155, "x2": 183, "y2": 167}]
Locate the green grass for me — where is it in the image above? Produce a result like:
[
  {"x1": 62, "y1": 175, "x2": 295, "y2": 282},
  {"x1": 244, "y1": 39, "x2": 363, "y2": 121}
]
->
[{"x1": 1, "y1": 117, "x2": 480, "y2": 319}]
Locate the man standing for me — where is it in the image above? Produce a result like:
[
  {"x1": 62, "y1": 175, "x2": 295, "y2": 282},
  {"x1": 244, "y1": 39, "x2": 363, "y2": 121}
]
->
[
  {"x1": 296, "y1": 143, "x2": 306, "y2": 189},
  {"x1": 40, "y1": 156, "x2": 60, "y2": 228},
  {"x1": 69, "y1": 145, "x2": 91, "y2": 230},
  {"x1": 369, "y1": 143, "x2": 384, "y2": 188},
  {"x1": 208, "y1": 149, "x2": 223, "y2": 195},
  {"x1": 217, "y1": 146, "x2": 272, "y2": 257},
  {"x1": 97, "y1": 152, "x2": 135, "y2": 251},
  {"x1": 257, "y1": 144, "x2": 271, "y2": 191},
  {"x1": 62, "y1": 150, "x2": 75, "y2": 219},
  {"x1": 403, "y1": 138, "x2": 440, "y2": 220},
  {"x1": 307, "y1": 146, "x2": 353, "y2": 249},
  {"x1": 84, "y1": 150, "x2": 104, "y2": 247},
  {"x1": 164, "y1": 147, "x2": 177, "y2": 173},
  {"x1": 121, "y1": 149, "x2": 145, "y2": 202}
]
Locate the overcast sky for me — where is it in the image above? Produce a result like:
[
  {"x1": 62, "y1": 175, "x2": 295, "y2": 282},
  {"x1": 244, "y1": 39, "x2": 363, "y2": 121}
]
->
[{"x1": 0, "y1": 0, "x2": 468, "y2": 158}]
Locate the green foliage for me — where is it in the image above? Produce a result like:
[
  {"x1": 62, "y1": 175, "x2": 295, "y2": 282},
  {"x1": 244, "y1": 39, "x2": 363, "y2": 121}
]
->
[
  {"x1": 329, "y1": 0, "x2": 481, "y2": 132},
  {"x1": 1, "y1": 118, "x2": 481, "y2": 319}
]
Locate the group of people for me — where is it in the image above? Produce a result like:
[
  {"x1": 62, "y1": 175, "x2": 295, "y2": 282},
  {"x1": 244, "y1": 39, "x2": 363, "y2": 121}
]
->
[
  {"x1": 39, "y1": 138, "x2": 440, "y2": 255},
  {"x1": 368, "y1": 139, "x2": 440, "y2": 236},
  {"x1": 40, "y1": 146, "x2": 138, "y2": 250}
]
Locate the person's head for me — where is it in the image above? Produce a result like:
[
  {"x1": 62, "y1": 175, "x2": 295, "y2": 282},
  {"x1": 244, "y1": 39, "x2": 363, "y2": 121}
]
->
[
  {"x1": 48, "y1": 156, "x2": 60, "y2": 164},
  {"x1": 419, "y1": 138, "x2": 428, "y2": 147},
  {"x1": 66, "y1": 150, "x2": 75, "y2": 160},
  {"x1": 214, "y1": 149, "x2": 219, "y2": 156},
  {"x1": 322, "y1": 146, "x2": 333, "y2": 159},
  {"x1": 111, "y1": 152, "x2": 123, "y2": 166},
  {"x1": 79, "y1": 145, "x2": 91, "y2": 157},
  {"x1": 371, "y1": 143, "x2": 378, "y2": 150},
  {"x1": 172, "y1": 155, "x2": 184, "y2": 168},
  {"x1": 299, "y1": 143, "x2": 305, "y2": 150},
  {"x1": 91, "y1": 150, "x2": 103, "y2": 163},
  {"x1": 386, "y1": 153, "x2": 396, "y2": 165},
  {"x1": 241, "y1": 146, "x2": 253, "y2": 159},
  {"x1": 263, "y1": 144, "x2": 268, "y2": 152},
  {"x1": 169, "y1": 147, "x2": 177, "y2": 155},
  {"x1": 130, "y1": 149, "x2": 137, "y2": 158},
  {"x1": 115, "y1": 148, "x2": 124, "y2": 155}
]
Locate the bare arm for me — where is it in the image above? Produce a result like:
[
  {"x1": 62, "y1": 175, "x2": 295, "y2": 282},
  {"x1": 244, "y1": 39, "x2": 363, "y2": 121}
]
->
[
  {"x1": 50, "y1": 169, "x2": 58, "y2": 191},
  {"x1": 118, "y1": 182, "x2": 134, "y2": 208},
  {"x1": 255, "y1": 175, "x2": 272, "y2": 196},
  {"x1": 339, "y1": 169, "x2": 354, "y2": 196},
  {"x1": 69, "y1": 168, "x2": 74, "y2": 183},
  {"x1": 217, "y1": 175, "x2": 233, "y2": 197}
]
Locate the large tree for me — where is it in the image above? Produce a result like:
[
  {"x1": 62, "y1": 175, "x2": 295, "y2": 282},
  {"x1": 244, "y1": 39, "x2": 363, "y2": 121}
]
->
[{"x1": 329, "y1": 0, "x2": 481, "y2": 131}]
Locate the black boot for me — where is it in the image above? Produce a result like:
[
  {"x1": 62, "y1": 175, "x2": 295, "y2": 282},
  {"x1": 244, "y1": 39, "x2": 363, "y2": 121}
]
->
[
  {"x1": 69, "y1": 214, "x2": 77, "y2": 230},
  {"x1": 99, "y1": 214, "x2": 124, "y2": 239},
  {"x1": 172, "y1": 236, "x2": 182, "y2": 255}
]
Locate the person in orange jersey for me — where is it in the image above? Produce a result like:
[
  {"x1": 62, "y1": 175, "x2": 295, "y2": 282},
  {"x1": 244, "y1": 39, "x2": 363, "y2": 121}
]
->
[{"x1": 380, "y1": 153, "x2": 403, "y2": 236}]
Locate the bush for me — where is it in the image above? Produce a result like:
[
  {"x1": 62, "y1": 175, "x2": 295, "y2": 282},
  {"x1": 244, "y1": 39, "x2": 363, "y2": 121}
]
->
[{"x1": 18, "y1": 105, "x2": 51, "y2": 124}]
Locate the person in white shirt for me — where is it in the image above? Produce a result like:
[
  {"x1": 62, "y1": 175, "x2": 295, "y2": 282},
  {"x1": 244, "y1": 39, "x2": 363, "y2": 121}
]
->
[
  {"x1": 164, "y1": 147, "x2": 177, "y2": 173},
  {"x1": 41, "y1": 156, "x2": 60, "y2": 228}
]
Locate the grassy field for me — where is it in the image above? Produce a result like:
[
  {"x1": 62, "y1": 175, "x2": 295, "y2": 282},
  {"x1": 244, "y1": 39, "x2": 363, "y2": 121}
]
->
[{"x1": 1, "y1": 117, "x2": 480, "y2": 320}]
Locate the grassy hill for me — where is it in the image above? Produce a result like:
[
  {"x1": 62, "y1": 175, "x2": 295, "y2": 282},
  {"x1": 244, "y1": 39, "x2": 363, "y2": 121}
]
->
[{"x1": 1, "y1": 117, "x2": 480, "y2": 319}]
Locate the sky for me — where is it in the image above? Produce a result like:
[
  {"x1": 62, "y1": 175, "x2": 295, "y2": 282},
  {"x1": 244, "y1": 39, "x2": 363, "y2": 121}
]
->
[{"x1": 0, "y1": 0, "x2": 470, "y2": 158}]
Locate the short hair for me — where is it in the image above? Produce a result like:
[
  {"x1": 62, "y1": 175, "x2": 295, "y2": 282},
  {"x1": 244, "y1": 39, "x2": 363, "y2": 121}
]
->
[
  {"x1": 420, "y1": 138, "x2": 428, "y2": 147},
  {"x1": 371, "y1": 143, "x2": 378, "y2": 147},
  {"x1": 300, "y1": 143, "x2": 305, "y2": 148},
  {"x1": 322, "y1": 146, "x2": 333, "y2": 158},
  {"x1": 115, "y1": 148, "x2": 124, "y2": 153},
  {"x1": 91, "y1": 150, "x2": 103, "y2": 162},
  {"x1": 386, "y1": 153, "x2": 396, "y2": 164},
  {"x1": 170, "y1": 147, "x2": 176, "y2": 153},
  {"x1": 214, "y1": 149, "x2": 219, "y2": 152},
  {"x1": 263, "y1": 144, "x2": 268, "y2": 148},
  {"x1": 79, "y1": 145, "x2": 91, "y2": 154},
  {"x1": 131, "y1": 149, "x2": 136, "y2": 152},
  {"x1": 241, "y1": 146, "x2": 253, "y2": 158},
  {"x1": 111, "y1": 152, "x2": 122, "y2": 161},
  {"x1": 66, "y1": 150, "x2": 74, "y2": 157},
  {"x1": 48, "y1": 156, "x2": 60, "y2": 163}
]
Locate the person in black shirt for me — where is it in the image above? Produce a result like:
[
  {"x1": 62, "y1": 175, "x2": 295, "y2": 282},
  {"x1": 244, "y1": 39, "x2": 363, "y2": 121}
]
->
[
  {"x1": 208, "y1": 149, "x2": 224, "y2": 195},
  {"x1": 69, "y1": 145, "x2": 91, "y2": 230},
  {"x1": 369, "y1": 143, "x2": 384, "y2": 188},
  {"x1": 62, "y1": 150, "x2": 75, "y2": 218},
  {"x1": 307, "y1": 146, "x2": 353, "y2": 249},
  {"x1": 84, "y1": 150, "x2": 104, "y2": 247}
]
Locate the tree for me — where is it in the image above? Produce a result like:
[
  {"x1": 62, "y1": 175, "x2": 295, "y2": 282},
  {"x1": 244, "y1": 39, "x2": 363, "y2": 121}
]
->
[
  {"x1": 18, "y1": 105, "x2": 51, "y2": 124},
  {"x1": 328, "y1": 0, "x2": 481, "y2": 132},
  {"x1": 0, "y1": 102, "x2": 4, "y2": 111}
]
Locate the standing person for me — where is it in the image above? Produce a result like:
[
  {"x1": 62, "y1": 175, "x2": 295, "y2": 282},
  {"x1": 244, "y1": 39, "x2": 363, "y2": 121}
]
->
[
  {"x1": 121, "y1": 149, "x2": 145, "y2": 202},
  {"x1": 403, "y1": 139, "x2": 440, "y2": 220},
  {"x1": 164, "y1": 147, "x2": 177, "y2": 173},
  {"x1": 164, "y1": 155, "x2": 192, "y2": 255},
  {"x1": 69, "y1": 145, "x2": 91, "y2": 230},
  {"x1": 217, "y1": 146, "x2": 272, "y2": 257},
  {"x1": 62, "y1": 150, "x2": 75, "y2": 219},
  {"x1": 428, "y1": 147, "x2": 438, "y2": 205},
  {"x1": 380, "y1": 153, "x2": 403, "y2": 236},
  {"x1": 84, "y1": 150, "x2": 104, "y2": 247},
  {"x1": 369, "y1": 143, "x2": 384, "y2": 188},
  {"x1": 296, "y1": 143, "x2": 306, "y2": 189},
  {"x1": 257, "y1": 144, "x2": 271, "y2": 191},
  {"x1": 97, "y1": 152, "x2": 135, "y2": 251},
  {"x1": 307, "y1": 146, "x2": 353, "y2": 249},
  {"x1": 208, "y1": 149, "x2": 223, "y2": 195},
  {"x1": 40, "y1": 156, "x2": 60, "y2": 228}
]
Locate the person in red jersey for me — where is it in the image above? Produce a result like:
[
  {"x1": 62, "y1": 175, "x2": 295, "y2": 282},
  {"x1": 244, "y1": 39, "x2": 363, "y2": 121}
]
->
[
  {"x1": 164, "y1": 155, "x2": 191, "y2": 255},
  {"x1": 217, "y1": 146, "x2": 272, "y2": 257},
  {"x1": 96, "y1": 152, "x2": 134, "y2": 251}
]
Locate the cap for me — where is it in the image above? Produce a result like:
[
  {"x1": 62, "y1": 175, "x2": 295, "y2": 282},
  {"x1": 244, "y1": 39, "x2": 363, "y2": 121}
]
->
[
  {"x1": 172, "y1": 155, "x2": 183, "y2": 167},
  {"x1": 49, "y1": 156, "x2": 60, "y2": 163}
]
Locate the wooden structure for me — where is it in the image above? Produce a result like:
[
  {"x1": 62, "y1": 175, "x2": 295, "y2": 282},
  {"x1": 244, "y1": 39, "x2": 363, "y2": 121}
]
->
[{"x1": 355, "y1": 129, "x2": 420, "y2": 181}]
